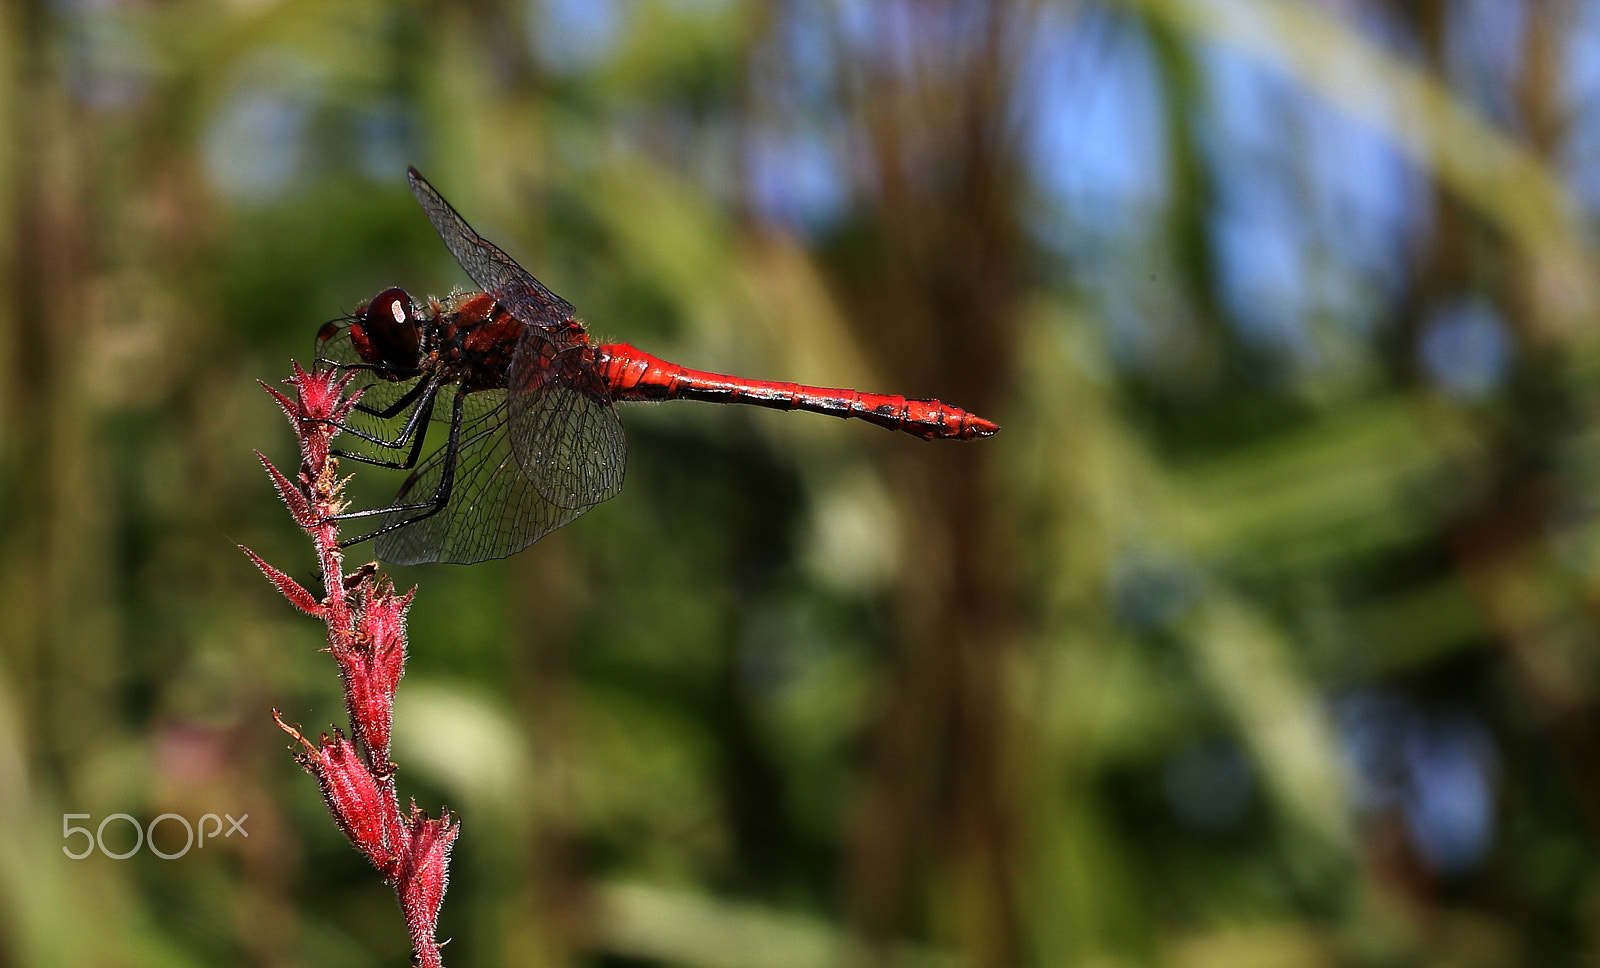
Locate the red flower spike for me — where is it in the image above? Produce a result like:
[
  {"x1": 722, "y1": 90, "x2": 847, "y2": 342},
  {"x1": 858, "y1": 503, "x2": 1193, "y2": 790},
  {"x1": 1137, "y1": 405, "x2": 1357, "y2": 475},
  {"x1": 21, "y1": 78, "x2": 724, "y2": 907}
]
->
[
  {"x1": 276, "y1": 715, "x2": 396, "y2": 870},
  {"x1": 290, "y1": 361, "x2": 361, "y2": 419},
  {"x1": 397, "y1": 805, "x2": 461, "y2": 968},
  {"x1": 333, "y1": 581, "x2": 412, "y2": 765},
  {"x1": 240, "y1": 546, "x2": 323, "y2": 615},
  {"x1": 256, "y1": 366, "x2": 456, "y2": 966},
  {"x1": 256, "y1": 452, "x2": 315, "y2": 527},
  {"x1": 267, "y1": 364, "x2": 362, "y2": 477},
  {"x1": 260, "y1": 380, "x2": 303, "y2": 428},
  {"x1": 287, "y1": 365, "x2": 362, "y2": 431}
]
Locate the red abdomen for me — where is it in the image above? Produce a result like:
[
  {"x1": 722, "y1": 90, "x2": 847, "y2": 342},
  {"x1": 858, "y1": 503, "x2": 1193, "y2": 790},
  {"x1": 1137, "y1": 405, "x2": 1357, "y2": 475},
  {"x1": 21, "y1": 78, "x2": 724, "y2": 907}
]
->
[{"x1": 594, "y1": 343, "x2": 998, "y2": 441}]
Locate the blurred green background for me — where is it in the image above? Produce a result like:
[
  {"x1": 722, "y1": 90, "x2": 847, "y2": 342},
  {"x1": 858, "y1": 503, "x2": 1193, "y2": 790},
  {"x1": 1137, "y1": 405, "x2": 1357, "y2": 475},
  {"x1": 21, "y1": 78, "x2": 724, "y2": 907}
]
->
[{"x1": 3, "y1": 0, "x2": 1599, "y2": 965}]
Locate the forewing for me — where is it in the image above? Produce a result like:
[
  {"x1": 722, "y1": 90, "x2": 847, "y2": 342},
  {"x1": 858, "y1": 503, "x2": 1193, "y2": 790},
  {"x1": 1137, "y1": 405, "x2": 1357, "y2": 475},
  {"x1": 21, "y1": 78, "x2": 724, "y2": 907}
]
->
[
  {"x1": 406, "y1": 167, "x2": 577, "y2": 330},
  {"x1": 507, "y1": 341, "x2": 627, "y2": 511},
  {"x1": 374, "y1": 390, "x2": 588, "y2": 566}
]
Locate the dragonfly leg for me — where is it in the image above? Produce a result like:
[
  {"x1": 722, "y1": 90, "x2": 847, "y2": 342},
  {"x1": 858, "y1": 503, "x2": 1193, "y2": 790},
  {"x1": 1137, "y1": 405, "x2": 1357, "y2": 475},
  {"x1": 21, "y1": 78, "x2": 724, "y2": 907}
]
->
[
  {"x1": 332, "y1": 388, "x2": 467, "y2": 549},
  {"x1": 333, "y1": 424, "x2": 432, "y2": 471},
  {"x1": 351, "y1": 374, "x2": 433, "y2": 420},
  {"x1": 330, "y1": 373, "x2": 445, "y2": 462}
]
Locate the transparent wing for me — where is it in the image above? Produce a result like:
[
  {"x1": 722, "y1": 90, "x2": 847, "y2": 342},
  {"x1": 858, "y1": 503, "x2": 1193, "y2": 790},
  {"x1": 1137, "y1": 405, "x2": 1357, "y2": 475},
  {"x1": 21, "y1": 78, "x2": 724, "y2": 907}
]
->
[
  {"x1": 406, "y1": 167, "x2": 577, "y2": 330},
  {"x1": 374, "y1": 390, "x2": 590, "y2": 566},
  {"x1": 507, "y1": 340, "x2": 627, "y2": 511}
]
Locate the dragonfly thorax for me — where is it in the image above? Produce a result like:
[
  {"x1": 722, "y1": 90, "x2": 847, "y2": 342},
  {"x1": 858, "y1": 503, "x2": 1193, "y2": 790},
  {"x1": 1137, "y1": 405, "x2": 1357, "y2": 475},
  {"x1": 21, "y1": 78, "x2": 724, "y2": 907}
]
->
[{"x1": 349, "y1": 287, "x2": 424, "y2": 378}]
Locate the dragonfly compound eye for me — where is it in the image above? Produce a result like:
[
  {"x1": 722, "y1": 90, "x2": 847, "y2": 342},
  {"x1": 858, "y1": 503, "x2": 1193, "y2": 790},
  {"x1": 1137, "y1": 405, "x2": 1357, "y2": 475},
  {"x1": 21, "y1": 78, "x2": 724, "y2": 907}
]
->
[{"x1": 355, "y1": 287, "x2": 422, "y2": 374}]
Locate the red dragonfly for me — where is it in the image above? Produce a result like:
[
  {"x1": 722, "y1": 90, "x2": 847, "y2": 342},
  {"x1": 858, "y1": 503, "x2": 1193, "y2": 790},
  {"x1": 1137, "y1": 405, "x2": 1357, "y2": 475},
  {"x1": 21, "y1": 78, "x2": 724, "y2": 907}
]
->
[{"x1": 316, "y1": 168, "x2": 998, "y2": 565}]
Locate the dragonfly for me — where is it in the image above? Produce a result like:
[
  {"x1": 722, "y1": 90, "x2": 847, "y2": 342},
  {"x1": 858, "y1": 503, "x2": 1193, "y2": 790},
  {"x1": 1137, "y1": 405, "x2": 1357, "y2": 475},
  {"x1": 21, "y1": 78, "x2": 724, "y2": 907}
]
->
[{"x1": 315, "y1": 167, "x2": 999, "y2": 566}]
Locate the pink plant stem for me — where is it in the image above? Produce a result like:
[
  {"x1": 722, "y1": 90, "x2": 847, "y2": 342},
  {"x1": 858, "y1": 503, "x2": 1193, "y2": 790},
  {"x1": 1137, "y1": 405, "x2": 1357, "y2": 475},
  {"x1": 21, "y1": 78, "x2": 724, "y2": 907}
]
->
[{"x1": 244, "y1": 363, "x2": 458, "y2": 968}]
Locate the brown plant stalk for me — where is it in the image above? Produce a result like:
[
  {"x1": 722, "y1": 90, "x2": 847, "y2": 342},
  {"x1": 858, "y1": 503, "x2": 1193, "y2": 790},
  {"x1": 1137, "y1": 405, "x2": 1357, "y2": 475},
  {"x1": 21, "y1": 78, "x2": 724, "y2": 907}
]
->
[{"x1": 242, "y1": 362, "x2": 458, "y2": 968}]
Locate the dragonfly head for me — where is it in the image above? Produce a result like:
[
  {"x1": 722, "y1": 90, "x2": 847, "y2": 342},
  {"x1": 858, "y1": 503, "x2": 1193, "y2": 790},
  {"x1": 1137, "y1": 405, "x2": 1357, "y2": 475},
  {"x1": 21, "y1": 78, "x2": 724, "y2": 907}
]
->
[{"x1": 348, "y1": 287, "x2": 423, "y2": 377}]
